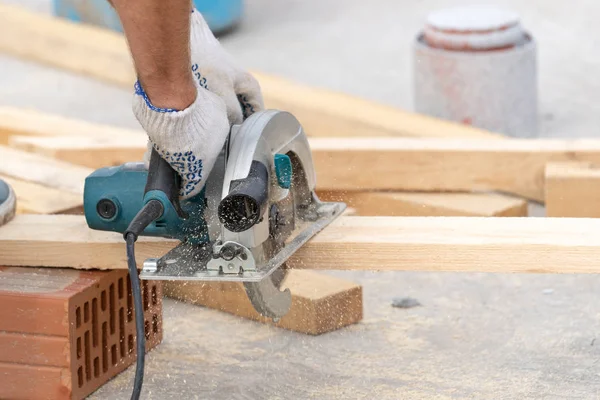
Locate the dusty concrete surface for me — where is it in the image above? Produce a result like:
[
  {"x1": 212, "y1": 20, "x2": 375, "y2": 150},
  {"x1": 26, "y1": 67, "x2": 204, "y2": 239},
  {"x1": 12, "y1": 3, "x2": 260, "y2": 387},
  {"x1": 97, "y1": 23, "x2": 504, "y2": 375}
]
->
[
  {"x1": 2, "y1": 0, "x2": 600, "y2": 399},
  {"x1": 91, "y1": 272, "x2": 600, "y2": 399}
]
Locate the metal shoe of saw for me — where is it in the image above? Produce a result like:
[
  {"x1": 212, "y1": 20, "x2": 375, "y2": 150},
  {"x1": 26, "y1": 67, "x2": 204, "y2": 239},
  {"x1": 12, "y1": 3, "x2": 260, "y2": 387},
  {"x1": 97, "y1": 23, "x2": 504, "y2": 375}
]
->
[{"x1": 83, "y1": 110, "x2": 346, "y2": 319}]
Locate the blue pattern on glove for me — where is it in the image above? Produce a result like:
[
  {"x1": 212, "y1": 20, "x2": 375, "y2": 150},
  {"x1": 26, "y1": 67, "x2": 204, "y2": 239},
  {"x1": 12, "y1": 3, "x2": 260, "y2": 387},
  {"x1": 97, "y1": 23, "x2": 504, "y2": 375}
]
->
[
  {"x1": 134, "y1": 81, "x2": 179, "y2": 113},
  {"x1": 152, "y1": 144, "x2": 204, "y2": 197},
  {"x1": 237, "y1": 94, "x2": 255, "y2": 119},
  {"x1": 191, "y1": 64, "x2": 209, "y2": 90}
]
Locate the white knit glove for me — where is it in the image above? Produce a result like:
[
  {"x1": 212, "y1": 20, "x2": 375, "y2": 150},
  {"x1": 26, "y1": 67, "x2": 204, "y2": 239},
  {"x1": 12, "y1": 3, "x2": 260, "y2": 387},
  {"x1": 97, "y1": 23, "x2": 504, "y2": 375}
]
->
[{"x1": 132, "y1": 8, "x2": 264, "y2": 199}]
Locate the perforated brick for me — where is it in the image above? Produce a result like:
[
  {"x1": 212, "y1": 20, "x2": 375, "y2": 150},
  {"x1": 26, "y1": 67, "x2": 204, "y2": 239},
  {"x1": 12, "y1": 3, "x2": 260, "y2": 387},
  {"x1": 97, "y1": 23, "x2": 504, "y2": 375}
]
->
[{"x1": 0, "y1": 267, "x2": 163, "y2": 400}]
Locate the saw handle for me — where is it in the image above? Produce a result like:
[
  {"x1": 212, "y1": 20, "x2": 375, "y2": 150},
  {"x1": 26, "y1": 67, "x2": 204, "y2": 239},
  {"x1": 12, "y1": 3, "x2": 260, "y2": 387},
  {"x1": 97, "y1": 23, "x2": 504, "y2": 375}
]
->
[{"x1": 144, "y1": 148, "x2": 187, "y2": 219}]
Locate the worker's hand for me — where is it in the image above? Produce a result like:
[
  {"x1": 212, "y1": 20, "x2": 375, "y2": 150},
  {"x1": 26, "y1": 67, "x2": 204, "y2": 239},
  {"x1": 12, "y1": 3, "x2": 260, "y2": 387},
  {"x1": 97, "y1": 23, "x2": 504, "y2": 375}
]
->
[
  {"x1": 187, "y1": 8, "x2": 265, "y2": 124},
  {"x1": 132, "y1": 8, "x2": 264, "y2": 200}
]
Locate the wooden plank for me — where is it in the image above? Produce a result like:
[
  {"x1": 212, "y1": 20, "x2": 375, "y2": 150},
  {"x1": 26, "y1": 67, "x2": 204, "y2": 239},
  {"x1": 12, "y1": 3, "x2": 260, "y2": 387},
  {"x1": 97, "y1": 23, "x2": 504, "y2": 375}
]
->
[
  {"x1": 545, "y1": 162, "x2": 600, "y2": 217},
  {"x1": 0, "y1": 3, "x2": 504, "y2": 139},
  {"x1": 0, "y1": 175, "x2": 82, "y2": 215},
  {"x1": 251, "y1": 71, "x2": 504, "y2": 138},
  {"x1": 0, "y1": 4, "x2": 133, "y2": 86},
  {"x1": 9, "y1": 135, "x2": 146, "y2": 168},
  {"x1": 164, "y1": 270, "x2": 362, "y2": 335},
  {"x1": 9, "y1": 134, "x2": 531, "y2": 215},
  {"x1": 310, "y1": 137, "x2": 600, "y2": 201},
  {"x1": 2, "y1": 214, "x2": 600, "y2": 274},
  {"x1": 317, "y1": 191, "x2": 527, "y2": 217},
  {"x1": 17, "y1": 134, "x2": 600, "y2": 201},
  {"x1": 0, "y1": 145, "x2": 92, "y2": 195},
  {"x1": 0, "y1": 106, "x2": 142, "y2": 145}
]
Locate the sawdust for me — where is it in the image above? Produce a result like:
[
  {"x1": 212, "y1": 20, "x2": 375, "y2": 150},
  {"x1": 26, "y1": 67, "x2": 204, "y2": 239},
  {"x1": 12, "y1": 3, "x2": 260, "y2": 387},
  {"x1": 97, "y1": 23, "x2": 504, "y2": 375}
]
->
[{"x1": 156, "y1": 300, "x2": 279, "y2": 360}]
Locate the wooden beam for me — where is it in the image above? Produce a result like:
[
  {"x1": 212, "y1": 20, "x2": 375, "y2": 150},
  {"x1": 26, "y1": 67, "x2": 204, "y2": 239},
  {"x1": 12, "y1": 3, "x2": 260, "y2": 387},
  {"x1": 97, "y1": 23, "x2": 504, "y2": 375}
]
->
[
  {"x1": 545, "y1": 162, "x2": 600, "y2": 217},
  {"x1": 0, "y1": 146, "x2": 91, "y2": 195},
  {"x1": 0, "y1": 175, "x2": 82, "y2": 215},
  {"x1": 9, "y1": 135, "x2": 146, "y2": 168},
  {"x1": 15, "y1": 134, "x2": 600, "y2": 201},
  {"x1": 164, "y1": 270, "x2": 363, "y2": 335},
  {"x1": 0, "y1": 4, "x2": 133, "y2": 86},
  {"x1": 310, "y1": 137, "x2": 600, "y2": 201},
  {"x1": 3, "y1": 214, "x2": 600, "y2": 273},
  {"x1": 0, "y1": 106, "x2": 142, "y2": 145},
  {"x1": 316, "y1": 191, "x2": 527, "y2": 217},
  {"x1": 0, "y1": 3, "x2": 503, "y2": 139},
  {"x1": 9, "y1": 134, "x2": 531, "y2": 214},
  {"x1": 251, "y1": 71, "x2": 504, "y2": 138}
]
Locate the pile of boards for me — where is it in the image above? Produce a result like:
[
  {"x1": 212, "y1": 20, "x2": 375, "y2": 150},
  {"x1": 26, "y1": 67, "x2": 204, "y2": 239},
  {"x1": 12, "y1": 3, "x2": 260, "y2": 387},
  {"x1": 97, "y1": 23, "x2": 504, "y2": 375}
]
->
[{"x1": 2, "y1": 3, "x2": 600, "y2": 400}]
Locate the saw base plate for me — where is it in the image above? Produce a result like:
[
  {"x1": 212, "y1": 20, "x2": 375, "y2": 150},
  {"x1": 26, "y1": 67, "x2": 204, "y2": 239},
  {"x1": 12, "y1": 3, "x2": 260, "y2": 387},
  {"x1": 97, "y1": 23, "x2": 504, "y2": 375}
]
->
[{"x1": 140, "y1": 200, "x2": 345, "y2": 282}]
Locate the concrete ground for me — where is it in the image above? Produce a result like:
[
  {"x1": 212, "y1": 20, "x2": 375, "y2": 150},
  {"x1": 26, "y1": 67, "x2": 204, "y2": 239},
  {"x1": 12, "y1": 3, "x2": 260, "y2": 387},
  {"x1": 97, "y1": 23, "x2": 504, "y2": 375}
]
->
[{"x1": 3, "y1": 0, "x2": 600, "y2": 398}]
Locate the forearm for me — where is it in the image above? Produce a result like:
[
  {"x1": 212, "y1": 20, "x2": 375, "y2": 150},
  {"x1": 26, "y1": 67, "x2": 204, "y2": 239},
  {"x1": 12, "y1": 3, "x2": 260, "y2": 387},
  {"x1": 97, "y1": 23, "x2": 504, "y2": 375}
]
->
[
  {"x1": 111, "y1": 0, "x2": 196, "y2": 109},
  {"x1": 110, "y1": 0, "x2": 262, "y2": 200}
]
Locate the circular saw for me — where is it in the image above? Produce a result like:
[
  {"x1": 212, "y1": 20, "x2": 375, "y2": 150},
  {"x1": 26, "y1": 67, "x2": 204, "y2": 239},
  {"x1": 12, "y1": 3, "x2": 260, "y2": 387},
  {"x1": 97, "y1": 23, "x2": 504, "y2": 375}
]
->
[{"x1": 83, "y1": 109, "x2": 346, "y2": 320}]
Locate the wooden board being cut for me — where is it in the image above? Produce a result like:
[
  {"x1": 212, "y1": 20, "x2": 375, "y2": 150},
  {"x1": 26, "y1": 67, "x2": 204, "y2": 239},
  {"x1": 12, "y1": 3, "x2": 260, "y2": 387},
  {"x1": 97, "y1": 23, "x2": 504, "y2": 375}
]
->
[
  {"x1": 0, "y1": 3, "x2": 504, "y2": 139},
  {"x1": 545, "y1": 162, "x2": 600, "y2": 217},
  {"x1": 164, "y1": 270, "x2": 363, "y2": 335},
  {"x1": 0, "y1": 106, "x2": 142, "y2": 145},
  {"x1": 3, "y1": 214, "x2": 600, "y2": 274}
]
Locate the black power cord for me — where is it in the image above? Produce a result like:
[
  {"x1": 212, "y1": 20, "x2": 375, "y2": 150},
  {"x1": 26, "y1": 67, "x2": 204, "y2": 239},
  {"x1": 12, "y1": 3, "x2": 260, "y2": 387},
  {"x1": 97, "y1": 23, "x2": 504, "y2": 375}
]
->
[{"x1": 124, "y1": 199, "x2": 164, "y2": 400}]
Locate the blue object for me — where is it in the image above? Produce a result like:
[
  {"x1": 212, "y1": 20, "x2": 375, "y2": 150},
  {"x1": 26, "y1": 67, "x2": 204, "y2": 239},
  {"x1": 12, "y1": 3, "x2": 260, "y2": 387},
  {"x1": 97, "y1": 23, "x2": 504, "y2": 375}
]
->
[
  {"x1": 193, "y1": 0, "x2": 244, "y2": 34},
  {"x1": 274, "y1": 154, "x2": 293, "y2": 189},
  {"x1": 0, "y1": 179, "x2": 10, "y2": 205},
  {"x1": 52, "y1": 0, "x2": 244, "y2": 34},
  {"x1": 83, "y1": 163, "x2": 209, "y2": 243}
]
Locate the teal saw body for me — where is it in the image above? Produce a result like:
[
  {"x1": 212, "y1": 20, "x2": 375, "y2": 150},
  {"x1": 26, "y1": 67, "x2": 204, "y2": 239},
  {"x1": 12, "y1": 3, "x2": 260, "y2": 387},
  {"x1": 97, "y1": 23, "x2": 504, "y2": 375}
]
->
[{"x1": 83, "y1": 162, "x2": 210, "y2": 243}]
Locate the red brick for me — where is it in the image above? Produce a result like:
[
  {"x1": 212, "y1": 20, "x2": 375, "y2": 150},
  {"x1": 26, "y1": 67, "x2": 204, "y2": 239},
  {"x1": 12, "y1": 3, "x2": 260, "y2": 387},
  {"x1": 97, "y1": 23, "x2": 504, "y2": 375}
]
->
[
  {"x1": 0, "y1": 267, "x2": 163, "y2": 400},
  {"x1": 0, "y1": 363, "x2": 72, "y2": 400}
]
